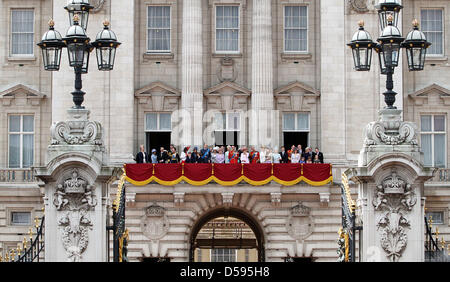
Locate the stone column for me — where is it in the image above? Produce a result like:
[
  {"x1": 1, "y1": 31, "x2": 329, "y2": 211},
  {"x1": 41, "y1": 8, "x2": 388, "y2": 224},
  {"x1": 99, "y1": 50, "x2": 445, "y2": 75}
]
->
[
  {"x1": 250, "y1": 0, "x2": 275, "y2": 148},
  {"x1": 181, "y1": 0, "x2": 203, "y2": 147}
]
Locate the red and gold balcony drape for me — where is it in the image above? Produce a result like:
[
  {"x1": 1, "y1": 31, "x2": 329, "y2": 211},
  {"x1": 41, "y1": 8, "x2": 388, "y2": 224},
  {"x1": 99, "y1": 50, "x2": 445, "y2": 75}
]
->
[{"x1": 124, "y1": 163, "x2": 333, "y2": 187}]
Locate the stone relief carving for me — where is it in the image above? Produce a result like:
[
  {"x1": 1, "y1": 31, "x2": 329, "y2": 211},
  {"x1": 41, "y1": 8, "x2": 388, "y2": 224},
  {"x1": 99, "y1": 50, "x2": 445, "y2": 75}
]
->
[
  {"x1": 286, "y1": 202, "x2": 314, "y2": 240},
  {"x1": 53, "y1": 169, "x2": 97, "y2": 262},
  {"x1": 91, "y1": 0, "x2": 106, "y2": 13},
  {"x1": 217, "y1": 57, "x2": 238, "y2": 82},
  {"x1": 364, "y1": 112, "x2": 418, "y2": 146},
  {"x1": 141, "y1": 204, "x2": 170, "y2": 240},
  {"x1": 348, "y1": 0, "x2": 369, "y2": 13},
  {"x1": 373, "y1": 170, "x2": 417, "y2": 262},
  {"x1": 51, "y1": 110, "x2": 103, "y2": 146}
]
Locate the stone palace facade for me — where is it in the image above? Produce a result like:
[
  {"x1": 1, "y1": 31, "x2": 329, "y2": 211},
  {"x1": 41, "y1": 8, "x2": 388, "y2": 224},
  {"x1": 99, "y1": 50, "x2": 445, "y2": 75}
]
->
[{"x1": 0, "y1": 0, "x2": 449, "y2": 262}]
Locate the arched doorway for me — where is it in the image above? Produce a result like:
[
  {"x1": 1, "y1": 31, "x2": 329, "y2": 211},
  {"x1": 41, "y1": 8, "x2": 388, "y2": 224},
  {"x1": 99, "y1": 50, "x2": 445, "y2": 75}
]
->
[{"x1": 189, "y1": 208, "x2": 265, "y2": 262}]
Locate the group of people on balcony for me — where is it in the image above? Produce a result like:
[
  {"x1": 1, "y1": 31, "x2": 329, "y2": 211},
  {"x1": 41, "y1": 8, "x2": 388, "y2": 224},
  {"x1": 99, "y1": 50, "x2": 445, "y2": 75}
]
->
[{"x1": 135, "y1": 144, "x2": 324, "y2": 164}]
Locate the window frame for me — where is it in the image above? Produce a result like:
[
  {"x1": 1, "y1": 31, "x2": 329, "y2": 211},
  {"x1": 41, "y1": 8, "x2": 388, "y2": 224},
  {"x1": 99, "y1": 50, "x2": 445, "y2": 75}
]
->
[
  {"x1": 420, "y1": 114, "x2": 447, "y2": 168},
  {"x1": 210, "y1": 248, "x2": 237, "y2": 262},
  {"x1": 10, "y1": 8, "x2": 35, "y2": 57},
  {"x1": 146, "y1": 5, "x2": 172, "y2": 54},
  {"x1": 214, "y1": 111, "x2": 242, "y2": 132},
  {"x1": 426, "y1": 211, "x2": 445, "y2": 225},
  {"x1": 144, "y1": 112, "x2": 172, "y2": 132},
  {"x1": 420, "y1": 8, "x2": 445, "y2": 57},
  {"x1": 283, "y1": 5, "x2": 309, "y2": 54},
  {"x1": 10, "y1": 211, "x2": 31, "y2": 226},
  {"x1": 8, "y1": 114, "x2": 35, "y2": 169},
  {"x1": 214, "y1": 4, "x2": 241, "y2": 54},
  {"x1": 282, "y1": 112, "x2": 311, "y2": 132}
]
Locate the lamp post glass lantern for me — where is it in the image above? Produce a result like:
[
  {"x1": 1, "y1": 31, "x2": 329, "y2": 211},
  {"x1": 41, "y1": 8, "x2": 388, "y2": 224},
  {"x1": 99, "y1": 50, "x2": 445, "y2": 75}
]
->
[
  {"x1": 375, "y1": 0, "x2": 403, "y2": 31},
  {"x1": 38, "y1": 8, "x2": 120, "y2": 109},
  {"x1": 37, "y1": 20, "x2": 65, "y2": 71},
  {"x1": 347, "y1": 21, "x2": 375, "y2": 71},
  {"x1": 64, "y1": 0, "x2": 94, "y2": 31},
  {"x1": 92, "y1": 20, "x2": 121, "y2": 71},
  {"x1": 348, "y1": 2, "x2": 431, "y2": 109}
]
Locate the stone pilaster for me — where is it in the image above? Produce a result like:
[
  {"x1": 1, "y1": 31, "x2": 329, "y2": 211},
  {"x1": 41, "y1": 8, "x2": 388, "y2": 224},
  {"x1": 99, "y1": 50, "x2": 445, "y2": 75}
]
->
[
  {"x1": 108, "y1": 0, "x2": 135, "y2": 163},
  {"x1": 181, "y1": 0, "x2": 203, "y2": 147},
  {"x1": 320, "y1": 0, "x2": 346, "y2": 160},
  {"x1": 250, "y1": 0, "x2": 276, "y2": 148}
]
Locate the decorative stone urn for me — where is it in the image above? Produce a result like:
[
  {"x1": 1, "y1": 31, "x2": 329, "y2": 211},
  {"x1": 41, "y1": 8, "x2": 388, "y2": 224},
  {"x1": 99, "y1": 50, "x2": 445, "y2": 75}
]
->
[{"x1": 345, "y1": 109, "x2": 435, "y2": 262}]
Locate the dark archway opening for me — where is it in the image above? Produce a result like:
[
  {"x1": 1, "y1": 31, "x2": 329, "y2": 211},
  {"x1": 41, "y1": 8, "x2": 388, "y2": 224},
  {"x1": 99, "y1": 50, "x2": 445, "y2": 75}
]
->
[{"x1": 189, "y1": 208, "x2": 265, "y2": 262}]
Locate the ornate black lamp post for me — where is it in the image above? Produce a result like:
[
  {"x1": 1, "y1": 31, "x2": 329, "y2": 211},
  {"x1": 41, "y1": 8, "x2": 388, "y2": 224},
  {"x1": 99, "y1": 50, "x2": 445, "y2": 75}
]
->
[
  {"x1": 38, "y1": 2, "x2": 121, "y2": 109},
  {"x1": 348, "y1": 0, "x2": 431, "y2": 109}
]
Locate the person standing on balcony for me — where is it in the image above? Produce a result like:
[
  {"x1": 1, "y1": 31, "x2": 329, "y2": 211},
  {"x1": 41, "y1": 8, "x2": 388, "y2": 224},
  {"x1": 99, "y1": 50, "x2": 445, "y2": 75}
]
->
[
  {"x1": 272, "y1": 148, "x2": 281, "y2": 163},
  {"x1": 225, "y1": 146, "x2": 232, "y2": 163},
  {"x1": 191, "y1": 147, "x2": 200, "y2": 163},
  {"x1": 157, "y1": 147, "x2": 168, "y2": 163},
  {"x1": 180, "y1": 147, "x2": 189, "y2": 163},
  {"x1": 280, "y1": 146, "x2": 289, "y2": 163},
  {"x1": 312, "y1": 147, "x2": 324, "y2": 164},
  {"x1": 291, "y1": 148, "x2": 301, "y2": 163},
  {"x1": 229, "y1": 146, "x2": 239, "y2": 164},
  {"x1": 215, "y1": 147, "x2": 225, "y2": 164},
  {"x1": 200, "y1": 144, "x2": 211, "y2": 163},
  {"x1": 136, "y1": 145, "x2": 149, "y2": 164},
  {"x1": 170, "y1": 147, "x2": 180, "y2": 163},
  {"x1": 240, "y1": 147, "x2": 250, "y2": 164},
  {"x1": 249, "y1": 146, "x2": 260, "y2": 163},
  {"x1": 151, "y1": 149, "x2": 158, "y2": 164}
]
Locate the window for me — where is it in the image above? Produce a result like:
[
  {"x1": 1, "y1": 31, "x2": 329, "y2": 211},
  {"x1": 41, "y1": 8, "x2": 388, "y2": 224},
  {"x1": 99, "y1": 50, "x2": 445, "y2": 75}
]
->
[
  {"x1": 426, "y1": 211, "x2": 444, "y2": 225},
  {"x1": 421, "y1": 9, "x2": 444, "y2": 56},
  {"x1": 10, "y1": 212, "x2": 31, "y2": 226},
  {"x1": 211, "y1": 249, "x2": 236, "y2": 262},
  {"x1": 283, "y1": 113, "x2": 310, "y2": 131},
  {"x1": 145, "y1": 113, "x2": 172, "y2": 131},
  {"x1": 145, "y1": 113, "x2": 172, "y2": 152},
  {"x1": 147, "y1": 6, "x2": 171, "y2": 52},
  {"x1": 216, "y1": 6, "x2": 239, "y2": 52},
  {"x1": 215, "y1": 112, "x2": 240, "y2": 131},
  {"x1": 197, "y1": 249, "x2": 202, "y2": 262},
  {"x1": 11, "y1": 9, "x2": 34, "y2": 56},
  {"x1": 9, "y1": 115, "x2": 34, "y2": 168},
  {"x1": 214, "y1": 112, "x2": 240, "y2": 147},
  {"x1": 283, "y1": 113, "x2": 310, "y2": 149},
  {"x1": 284, "y1": 6, "x2": 308, "y2": 52},
  {"x1": 421, "y1": 115, "x2": 446, "y2": 168}
]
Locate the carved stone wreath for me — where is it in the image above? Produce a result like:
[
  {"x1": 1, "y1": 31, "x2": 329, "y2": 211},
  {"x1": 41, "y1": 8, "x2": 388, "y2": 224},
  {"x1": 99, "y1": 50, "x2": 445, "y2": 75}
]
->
[{"x1": 373, "y1": 170, "x2": 417, "y2": 262}]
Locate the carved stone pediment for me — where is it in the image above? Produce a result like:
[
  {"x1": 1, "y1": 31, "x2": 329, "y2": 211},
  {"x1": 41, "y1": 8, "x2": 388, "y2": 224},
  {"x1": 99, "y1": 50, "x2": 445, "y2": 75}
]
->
[
  {"x1": 204, "y1": 81, "x2": 251, "y2": 110},
  {"x1": 0, "y1": 84, "x2": 46, "y2": 106},
  {"x1": 275, "y1": 81, "x2": 320, "y2": 111},
  {"x1": 408, "y1": 84, "x2": 450, "y2": 106},
  {"x1": 135, "y1": 82, "x2": 181, "y2": 111}
]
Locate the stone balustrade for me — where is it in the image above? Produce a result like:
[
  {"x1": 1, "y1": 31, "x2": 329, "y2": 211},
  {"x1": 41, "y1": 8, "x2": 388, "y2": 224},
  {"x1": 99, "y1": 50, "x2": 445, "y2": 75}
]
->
[
  {"x1": 427, "y1": 168, "x2": 450, "y2": 183},
  {"x1": 0, "y1": 169, "x2": 36, "y2": 183}
]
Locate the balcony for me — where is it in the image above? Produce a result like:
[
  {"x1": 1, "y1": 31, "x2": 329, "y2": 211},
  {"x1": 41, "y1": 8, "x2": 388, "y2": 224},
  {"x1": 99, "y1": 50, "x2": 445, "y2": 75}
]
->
[{"x1": 0, "y1": 169, "x2": 37, "y2": 183}]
